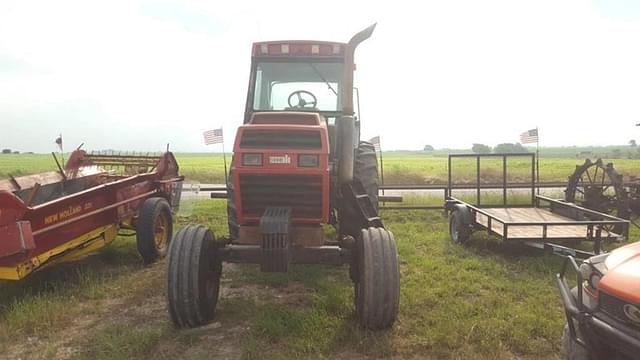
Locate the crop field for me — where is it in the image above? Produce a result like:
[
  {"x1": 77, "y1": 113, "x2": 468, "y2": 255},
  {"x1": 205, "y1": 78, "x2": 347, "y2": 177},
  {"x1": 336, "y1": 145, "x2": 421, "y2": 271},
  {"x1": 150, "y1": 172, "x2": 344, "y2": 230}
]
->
[
  {"x1": 4, "y1": 152, "x2": 639, "y2": 185},
  {"x1": 0, "y1": 154, "x2": 638, "y2": 359}
]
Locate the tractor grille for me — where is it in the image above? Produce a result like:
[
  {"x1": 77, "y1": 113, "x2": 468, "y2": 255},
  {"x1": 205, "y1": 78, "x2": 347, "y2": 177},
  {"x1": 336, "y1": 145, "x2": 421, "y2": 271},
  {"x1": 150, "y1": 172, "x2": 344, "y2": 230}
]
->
[
  {"x1": 599, "y1": 291, "x2": 640, "y2": 330},
  {"x1": 239, "y1": 174, "x2": 323, "y2": 219},
  {"x1": 240, "y1": 130, "x2": 321, "y2": 149}
]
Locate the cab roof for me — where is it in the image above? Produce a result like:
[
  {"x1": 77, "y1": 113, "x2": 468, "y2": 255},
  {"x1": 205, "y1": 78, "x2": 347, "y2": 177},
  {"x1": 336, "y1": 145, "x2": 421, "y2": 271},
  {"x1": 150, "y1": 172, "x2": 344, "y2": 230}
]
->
[{"x1": 252, "y1": 41, "x2": 346, "y2": 58}]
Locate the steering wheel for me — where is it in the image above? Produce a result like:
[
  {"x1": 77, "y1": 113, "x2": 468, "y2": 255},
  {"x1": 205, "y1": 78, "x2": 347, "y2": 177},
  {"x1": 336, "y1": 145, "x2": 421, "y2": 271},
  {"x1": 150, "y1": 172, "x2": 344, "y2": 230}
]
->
[{"x1": 287, "y1": 90, "x2": 318, "y2": 109}]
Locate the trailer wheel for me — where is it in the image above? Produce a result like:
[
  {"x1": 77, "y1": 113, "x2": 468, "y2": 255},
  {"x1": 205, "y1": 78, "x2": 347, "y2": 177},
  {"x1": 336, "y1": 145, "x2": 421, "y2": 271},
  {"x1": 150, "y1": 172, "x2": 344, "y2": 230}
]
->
[
  {"x1": 137, "y1": 197, "x2": 173, "y2": 263},
  {"x1": 354, "y1": 227, "x2": 400, "y2": 329},
  {"x1": 449, "y1": 210, "x2": 471, "y2": 244},
  {"x1": 167, "y1": 225, "x2": 221, "y2": 328},
  {"x1": 561, "y1": 322, "x2": 591, "y2": 360}
]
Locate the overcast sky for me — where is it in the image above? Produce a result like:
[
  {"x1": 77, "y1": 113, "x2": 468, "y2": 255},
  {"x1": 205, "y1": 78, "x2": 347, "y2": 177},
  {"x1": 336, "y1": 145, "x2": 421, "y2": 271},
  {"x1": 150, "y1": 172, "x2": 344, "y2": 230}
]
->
[{"x1": 1, "y1": 0, "x2": 640, "y2": 153}]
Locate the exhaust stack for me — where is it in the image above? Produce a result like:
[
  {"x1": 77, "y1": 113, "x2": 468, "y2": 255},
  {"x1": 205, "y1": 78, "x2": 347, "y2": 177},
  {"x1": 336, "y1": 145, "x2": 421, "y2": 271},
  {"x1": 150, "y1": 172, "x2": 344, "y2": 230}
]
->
[{"x1": 338, "y1": 23, "x2": 376, "y2": 184}]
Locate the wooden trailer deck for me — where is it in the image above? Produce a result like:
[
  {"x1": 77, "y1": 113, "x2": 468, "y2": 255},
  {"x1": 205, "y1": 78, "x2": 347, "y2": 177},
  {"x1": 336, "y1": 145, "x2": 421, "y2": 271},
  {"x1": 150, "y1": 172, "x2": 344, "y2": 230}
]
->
[{"x1": 474, "y1": 207, "x2": 620, "y2": 240}]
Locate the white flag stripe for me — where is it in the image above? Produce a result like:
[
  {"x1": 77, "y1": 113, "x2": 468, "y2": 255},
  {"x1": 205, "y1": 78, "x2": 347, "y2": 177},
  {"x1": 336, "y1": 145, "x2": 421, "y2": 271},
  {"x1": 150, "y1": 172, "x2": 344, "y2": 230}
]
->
[
  {"x1": 203, "y1": 128, "x2": 224, "y2": 145},
  {"x1": 519, "y1": 129, "x2": 538, "y2": 144}
]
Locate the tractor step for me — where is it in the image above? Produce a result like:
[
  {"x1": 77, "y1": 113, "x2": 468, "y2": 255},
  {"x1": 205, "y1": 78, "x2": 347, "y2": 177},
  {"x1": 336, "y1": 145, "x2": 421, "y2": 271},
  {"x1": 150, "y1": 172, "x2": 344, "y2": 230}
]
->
[
  {"x1": 260, "y1": 207, "x2": 291, "y2": 273},
  {"x1": 350, "y1": 180, "x2": 383, "y2": 228}
]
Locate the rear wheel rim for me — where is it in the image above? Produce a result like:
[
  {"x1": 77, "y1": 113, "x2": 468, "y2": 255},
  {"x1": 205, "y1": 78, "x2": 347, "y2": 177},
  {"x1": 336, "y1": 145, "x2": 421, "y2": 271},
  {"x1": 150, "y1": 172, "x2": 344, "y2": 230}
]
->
[{"x1": 154, "y1": 211, "x2": 169, "y2": 251}]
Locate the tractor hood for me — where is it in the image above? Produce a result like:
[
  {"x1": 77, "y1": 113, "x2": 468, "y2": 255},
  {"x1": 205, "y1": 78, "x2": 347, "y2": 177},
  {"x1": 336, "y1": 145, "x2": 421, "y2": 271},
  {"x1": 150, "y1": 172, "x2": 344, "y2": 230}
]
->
[{"x1": 599, "y1": 241, "x2": 640, "y2": 304}]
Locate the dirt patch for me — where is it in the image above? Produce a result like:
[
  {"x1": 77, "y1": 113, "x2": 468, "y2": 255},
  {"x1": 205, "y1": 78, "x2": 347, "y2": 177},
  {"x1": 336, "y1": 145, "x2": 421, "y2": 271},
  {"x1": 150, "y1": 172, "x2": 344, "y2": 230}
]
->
[
  {"x1": 222, "y1": 281, "x2": 312, "y2": 308},
  {"x1": 175, "y1": 322, "x2": 248, "y2": 360},
  {"x1": 2, "y1": 256, "x2": 318, "y2": 359}
]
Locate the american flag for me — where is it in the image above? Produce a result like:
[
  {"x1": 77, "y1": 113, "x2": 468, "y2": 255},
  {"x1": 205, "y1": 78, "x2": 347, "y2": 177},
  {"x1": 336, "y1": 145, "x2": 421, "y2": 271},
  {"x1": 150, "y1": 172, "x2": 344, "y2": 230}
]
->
[
  {"x1": 519, "y1": 128, "x2": 538, "y2": 144},
  {"x1": 369, "y1": 136, "x2": 381, "y2": 151},
  {"x1": 203, "y1": 128, "x2": 224, "y2": 145},
  {"x1": 54, "y1": 134, "x2": 63, "y2": 151}
]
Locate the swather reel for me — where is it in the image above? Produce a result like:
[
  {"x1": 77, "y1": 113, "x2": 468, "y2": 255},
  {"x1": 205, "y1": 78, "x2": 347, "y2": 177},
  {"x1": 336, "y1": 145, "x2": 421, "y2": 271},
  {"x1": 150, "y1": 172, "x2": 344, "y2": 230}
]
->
[{"x1": 565, "y1": 159, "x2": 635, "y2": 230}]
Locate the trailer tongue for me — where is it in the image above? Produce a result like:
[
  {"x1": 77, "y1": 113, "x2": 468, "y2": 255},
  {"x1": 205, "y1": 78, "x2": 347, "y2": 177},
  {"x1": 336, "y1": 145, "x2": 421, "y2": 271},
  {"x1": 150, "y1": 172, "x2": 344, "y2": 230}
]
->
[{"x1": 0, "y1": 150, "x2": 183, "y2": 280}]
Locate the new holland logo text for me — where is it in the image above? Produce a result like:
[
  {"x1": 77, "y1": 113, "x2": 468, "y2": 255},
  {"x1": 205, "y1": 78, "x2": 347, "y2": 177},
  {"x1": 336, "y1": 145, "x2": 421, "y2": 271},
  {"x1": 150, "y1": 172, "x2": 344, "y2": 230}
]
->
[{"x1": 269, "y1": 155, "x2": 291, "y2": 164}]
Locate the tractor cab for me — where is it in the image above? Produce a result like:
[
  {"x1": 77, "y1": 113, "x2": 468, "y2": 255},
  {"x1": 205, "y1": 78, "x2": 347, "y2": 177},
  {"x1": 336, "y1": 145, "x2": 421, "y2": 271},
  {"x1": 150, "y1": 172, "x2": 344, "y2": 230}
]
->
[
  {"x1": 241, "y1": 41, "x2": 355, "y2": 161},
  {"x1": 244, "y1": 41, "x2": 349, "y2": 122}
]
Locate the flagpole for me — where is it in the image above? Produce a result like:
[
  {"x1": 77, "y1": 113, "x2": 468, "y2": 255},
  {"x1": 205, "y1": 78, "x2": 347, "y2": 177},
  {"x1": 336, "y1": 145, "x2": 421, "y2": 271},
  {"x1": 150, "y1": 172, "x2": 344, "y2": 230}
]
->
[
  {"x1": 221, "y1": 128, "x2": 229, "y2": 186},
  {"x1": 536, "y1": 126, "x2": 540, "y2": 195},
  {"x1": 59, "y1": 133, "x2": 65, "y2": 167}
]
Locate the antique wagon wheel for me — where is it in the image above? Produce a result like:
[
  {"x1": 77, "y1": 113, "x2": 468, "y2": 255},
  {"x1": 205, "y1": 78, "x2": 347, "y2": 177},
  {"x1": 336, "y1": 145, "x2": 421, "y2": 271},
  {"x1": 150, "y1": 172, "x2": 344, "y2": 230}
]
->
[{"x1": 565, "y1": 159, "x2": 629, "y2": 233}]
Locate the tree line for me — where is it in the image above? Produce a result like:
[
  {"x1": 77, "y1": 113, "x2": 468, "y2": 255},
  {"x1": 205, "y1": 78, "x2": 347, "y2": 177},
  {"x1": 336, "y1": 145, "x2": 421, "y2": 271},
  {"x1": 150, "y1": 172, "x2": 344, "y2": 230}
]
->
[{"x1": 471, "y1": 143, "x2": 529, "y2": 154}]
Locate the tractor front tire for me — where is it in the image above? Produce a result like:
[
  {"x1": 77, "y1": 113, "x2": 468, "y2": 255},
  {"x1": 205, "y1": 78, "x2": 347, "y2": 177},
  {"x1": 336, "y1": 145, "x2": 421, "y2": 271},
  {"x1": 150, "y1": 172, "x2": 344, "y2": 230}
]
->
[
  {"x1": 136, "y1": 197, "x2": 173, "y2": 264},
  {"x1": 167, "y1": 225, "x2": 221, "y2": 328},
  {"x1": 354, "y1": 227, "x2": 400, "y2": 329}
]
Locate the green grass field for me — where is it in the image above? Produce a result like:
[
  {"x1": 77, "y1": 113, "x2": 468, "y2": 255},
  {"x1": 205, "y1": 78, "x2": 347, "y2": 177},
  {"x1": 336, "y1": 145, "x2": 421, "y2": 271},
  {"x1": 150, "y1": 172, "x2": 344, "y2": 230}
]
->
[
  {"x1": 4, "y1": 152, "x2": 637, "y2": 185},
  {"x1": 0, "y1": 152, "x2": 638, "y2": 359},
  {"x1": 1, "y1": 198, "x2": 637, "y2": 359}
]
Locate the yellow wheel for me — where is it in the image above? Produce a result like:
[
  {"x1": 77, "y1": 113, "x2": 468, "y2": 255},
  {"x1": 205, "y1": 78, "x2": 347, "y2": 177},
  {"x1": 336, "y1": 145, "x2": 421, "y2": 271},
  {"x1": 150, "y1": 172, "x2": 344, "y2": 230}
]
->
[
  {"x1": 137, "y1": 197, "x2": 173, "y2": 263},
  {"x1": 153, "y1": 210, "x2": 170, "y2": 255}
]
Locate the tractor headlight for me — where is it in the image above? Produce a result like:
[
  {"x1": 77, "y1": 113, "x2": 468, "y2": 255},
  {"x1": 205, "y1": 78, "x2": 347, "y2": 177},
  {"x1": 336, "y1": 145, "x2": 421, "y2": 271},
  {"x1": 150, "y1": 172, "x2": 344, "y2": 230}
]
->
[
  {"x1": 242, "y1": 153, "x2": 262, "y2": 166},
  {"x1": 298, "y1": 154, "x2": 319, "y2": 167},
  {"x1": 588, "y1": 272, "x2": 601, "y2": 289},
  {"x1": 579, "y1": 262, "x2": 602, "y2": 295}
]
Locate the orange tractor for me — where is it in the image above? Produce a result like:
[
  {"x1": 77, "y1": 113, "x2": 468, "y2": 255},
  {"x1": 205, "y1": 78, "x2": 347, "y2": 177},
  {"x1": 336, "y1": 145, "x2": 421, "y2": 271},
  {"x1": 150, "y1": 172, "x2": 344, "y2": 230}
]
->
[
  {"x1": 166, "y1": 24, "x2": 400, "y2": 330},
  {"x1": 557, "y1": 241, "x2": 640, "y2": 359}
]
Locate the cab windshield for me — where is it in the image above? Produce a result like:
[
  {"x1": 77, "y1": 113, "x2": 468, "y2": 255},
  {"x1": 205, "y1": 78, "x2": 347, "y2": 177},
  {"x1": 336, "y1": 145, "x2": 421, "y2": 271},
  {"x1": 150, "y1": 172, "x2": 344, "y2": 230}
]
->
[{"x1": 252, "y1": 61, "x2": 343, "y2": 112}]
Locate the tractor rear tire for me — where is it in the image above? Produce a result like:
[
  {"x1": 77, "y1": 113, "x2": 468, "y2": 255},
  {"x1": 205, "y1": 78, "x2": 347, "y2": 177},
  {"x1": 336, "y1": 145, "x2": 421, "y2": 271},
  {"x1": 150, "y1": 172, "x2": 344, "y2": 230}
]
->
[
  {"x1": 167, "y1": 224, "x2": 221, "y2": 328},
  {"x1": 354, "y1": 227, "x2": 400, "y2": 329},
  {"x1": 449, "y1": 209, "x2": 471, "y2": 244},
  {"x1": 355, "y1": 142, "x2": 379, "y2": 210},
  {"x1": 136, "y1": 197, "x2": 173, "y2": 264},
  {"x1": 341, "y1": 141, "x2": 379, "y2": 238},
  {"x1": 227, "y1": 179, "x2": 239, "y2": 239}
]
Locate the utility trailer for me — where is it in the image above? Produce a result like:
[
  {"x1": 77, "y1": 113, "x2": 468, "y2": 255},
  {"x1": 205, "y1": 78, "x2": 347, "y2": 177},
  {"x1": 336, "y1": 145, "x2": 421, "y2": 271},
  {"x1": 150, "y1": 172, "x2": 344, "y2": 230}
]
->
[
  {"x1": 445, "y1": 153, "x2": 630, "y2": 255},
  {"x1": 0, "y1": 149, "x2": 183, "y2": 280}
]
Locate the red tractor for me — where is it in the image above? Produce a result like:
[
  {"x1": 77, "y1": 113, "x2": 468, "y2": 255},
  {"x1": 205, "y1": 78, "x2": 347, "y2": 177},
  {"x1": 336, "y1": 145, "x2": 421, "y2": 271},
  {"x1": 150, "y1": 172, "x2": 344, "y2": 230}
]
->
[{"x1": 166, "y1": 24, "x2": 400, "y2": 330}]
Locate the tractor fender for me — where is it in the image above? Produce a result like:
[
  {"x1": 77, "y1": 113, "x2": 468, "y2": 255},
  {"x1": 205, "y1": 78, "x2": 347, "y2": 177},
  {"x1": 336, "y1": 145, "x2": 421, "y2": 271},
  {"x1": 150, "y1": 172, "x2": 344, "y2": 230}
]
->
[{"x1": 450, "y1": 203, "x2": 472, "y2": 226}]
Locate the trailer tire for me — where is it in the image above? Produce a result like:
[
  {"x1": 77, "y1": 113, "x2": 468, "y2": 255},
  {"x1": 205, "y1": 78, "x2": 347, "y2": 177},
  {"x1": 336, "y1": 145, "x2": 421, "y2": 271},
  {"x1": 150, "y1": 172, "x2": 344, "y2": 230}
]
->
[
  {"x1": 136, "y1": 197, "x2": 173, "y2": 263},
  {"x1": 354, "y1": 227, "x2": 400, "y2": 329},
  {"x1": 449, "y1": 209, "x2": 471, "y2": 244},
  {"x1": 341, "y1": 141, "x2": 379, "y2": 238},
  {"x1": 561, "y1": 322, "x2": 591, "y2": 360},
  {"x1": 167, "y1": 224, "x2": 221, "y2": 328}
]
